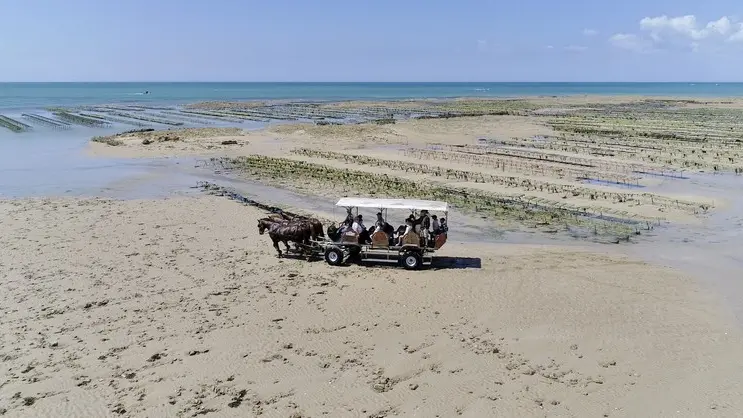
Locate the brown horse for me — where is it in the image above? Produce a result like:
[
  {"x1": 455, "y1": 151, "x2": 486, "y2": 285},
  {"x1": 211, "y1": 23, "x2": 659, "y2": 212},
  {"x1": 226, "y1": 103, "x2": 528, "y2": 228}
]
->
[
  {"x1": 273, "y1": 212, "x2": 324, "y2": 240},
  {"x1": 257, "y1": 218, "x2": 313, "y2": 257}
]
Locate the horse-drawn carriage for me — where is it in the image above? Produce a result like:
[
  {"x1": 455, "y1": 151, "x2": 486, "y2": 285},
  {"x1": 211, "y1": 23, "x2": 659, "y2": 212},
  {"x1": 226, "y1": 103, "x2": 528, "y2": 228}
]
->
[{"x1": 258, "y1": 197, "x2": 449, "y2": 270}]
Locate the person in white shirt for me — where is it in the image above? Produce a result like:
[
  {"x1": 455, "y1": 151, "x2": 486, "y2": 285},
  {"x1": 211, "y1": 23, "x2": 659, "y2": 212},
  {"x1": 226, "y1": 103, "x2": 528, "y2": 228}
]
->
[
  {"x1": 397, "y1": 219, "x2": 414, "y2": 245},
  {"x1": 351, "y1": 215, "x2": 365, "y2": 234},
  {"x1": 431, "y1": 215, "x2": 440, "y2": 234}
]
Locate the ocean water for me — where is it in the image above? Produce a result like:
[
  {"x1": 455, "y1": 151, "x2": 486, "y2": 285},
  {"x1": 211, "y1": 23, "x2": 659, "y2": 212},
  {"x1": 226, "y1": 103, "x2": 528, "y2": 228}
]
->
[
  {"x1": 0, "y1": 126, "x2": 181, "y2": 198},
  {"x1": 2, "y1": 82, "x2": 743, "y2": 111},
  {"x1": 2, "y1": 81, "x2": 742, "y2": 198}
]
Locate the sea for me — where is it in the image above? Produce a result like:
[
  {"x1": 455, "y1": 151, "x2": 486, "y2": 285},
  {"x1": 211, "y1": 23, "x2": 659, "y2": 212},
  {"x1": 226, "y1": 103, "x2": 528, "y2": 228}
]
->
[
  {"x1": 2, "y1": 82, "x2": 743, "y2": 111},
  {"x1": 2, "y1": 81, "x2": 743, "y2": 199}
]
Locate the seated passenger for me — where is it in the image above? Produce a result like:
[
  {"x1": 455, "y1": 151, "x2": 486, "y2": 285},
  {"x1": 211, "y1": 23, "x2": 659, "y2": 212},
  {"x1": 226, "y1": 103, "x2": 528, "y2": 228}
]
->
[
  {"x1": 351, "y1": 215, "x2": 365, "y2": 234},
  {"x1": 374, "y1": 212, "x2": 387, "y2": 231},
  {"x1": 397, "y1": 215, "x2": 413, "y2": 237},
  {"x1": 403, "y1": 214, "x2": 415, "y2": 233},
  {"x1": 338, "y1": 209, "x2": 353, "y2": 231},
  {"x1": 397, "y1": 219, "x2": 414, "y2": 246},
  {"x1": 439, "y1": 218, "x2": 448, "y2": 234},
  {"x1": 352, "y1": 215, "x2": 371, "y2": 244}
]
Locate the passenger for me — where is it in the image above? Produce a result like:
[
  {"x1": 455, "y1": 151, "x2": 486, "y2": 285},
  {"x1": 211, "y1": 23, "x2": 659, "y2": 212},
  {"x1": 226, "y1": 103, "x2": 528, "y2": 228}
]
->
[
  {"x1": 337, "y1": 208, "x2": 354, "y2": 234},
  {"x1": 397, "y1": 219, "x2": 414, "y2": 246},
  {"x1": 439, "y1": 218, "x2": 448, "y2": 234},
  {"x1": 374, "y1": 212, "x2": 385, "y2": 229},
  {"x1": 351, "y1": 215, "x2": 365, "y2": 234},
  {"x1": 409, "y1": 213, "x2": 421, "y2": 234},
  {"x1": 353, "y1": 215, "x2": 371, "y2": 244},
  {"x1": 431, "y1": 215, "x2": 440, "y2": 234},
  {"x1": 340, "y1": 208, "x2": 353, "y2": 228},
  {"x1": 419, "y1": 210, "x2": 431, "y2": 241}
]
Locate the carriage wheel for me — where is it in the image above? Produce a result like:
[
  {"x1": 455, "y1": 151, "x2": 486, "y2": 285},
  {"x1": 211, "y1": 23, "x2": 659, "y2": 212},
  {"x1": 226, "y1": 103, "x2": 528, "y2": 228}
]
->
[
  {"x1": 324, "y1": 247, "x2": 344, "y2": 266},
  {"x1": 402, "y1": 251, "x2": 422, "y2": 270}
]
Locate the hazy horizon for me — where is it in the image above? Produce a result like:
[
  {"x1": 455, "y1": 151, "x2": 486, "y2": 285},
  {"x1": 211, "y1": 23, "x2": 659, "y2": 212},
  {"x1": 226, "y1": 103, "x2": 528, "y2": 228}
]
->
[{"x1": 2, "y1": 81, "x2": 743, "y2": 84}]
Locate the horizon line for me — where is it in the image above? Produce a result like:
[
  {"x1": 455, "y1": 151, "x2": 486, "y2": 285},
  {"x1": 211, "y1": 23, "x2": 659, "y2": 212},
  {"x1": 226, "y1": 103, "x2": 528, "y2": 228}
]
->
[{"x1": 1, "y1": 81, "x2": 742, "y2": 84}]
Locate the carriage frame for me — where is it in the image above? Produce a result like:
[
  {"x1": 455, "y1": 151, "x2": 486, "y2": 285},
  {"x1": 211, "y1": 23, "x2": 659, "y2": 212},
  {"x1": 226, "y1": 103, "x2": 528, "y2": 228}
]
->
[{"x1": 309, "y1": 197, "x2": 449, "y2": 270}]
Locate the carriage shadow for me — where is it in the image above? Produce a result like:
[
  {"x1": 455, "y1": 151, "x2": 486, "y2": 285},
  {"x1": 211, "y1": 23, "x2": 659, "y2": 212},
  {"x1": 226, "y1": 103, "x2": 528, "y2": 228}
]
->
[
  {"x1": 276, "y1": 254, "x2": 481, "y2": 269},
  {"x1": 355, "y1": 256, "x2": 482, "y2": 270},
  {"x1": 431, "y1": 256, "x2": 482, "y2": 269}
]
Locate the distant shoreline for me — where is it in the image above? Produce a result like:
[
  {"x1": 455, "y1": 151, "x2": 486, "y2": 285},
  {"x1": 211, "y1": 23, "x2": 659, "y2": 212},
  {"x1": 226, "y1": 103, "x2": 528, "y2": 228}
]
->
[
  {"x1": 2, "y1": 81, "x2": 743, "y2": 84},
  {"x1": 3, "y1": 81, "x2": 743, "y2": 112}
]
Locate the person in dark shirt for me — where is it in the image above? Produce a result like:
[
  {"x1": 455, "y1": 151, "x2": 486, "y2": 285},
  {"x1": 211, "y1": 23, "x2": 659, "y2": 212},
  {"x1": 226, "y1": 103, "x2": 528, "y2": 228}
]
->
[
  {"x1": 431, "y1": 215, "x2": 440, "y2": 234},
  {"x1": 339, "y1": 208, "x2": 354, "y2": 233},
  {"x1": 417, "y1": 210, "x2": 432, "y2": 244}
]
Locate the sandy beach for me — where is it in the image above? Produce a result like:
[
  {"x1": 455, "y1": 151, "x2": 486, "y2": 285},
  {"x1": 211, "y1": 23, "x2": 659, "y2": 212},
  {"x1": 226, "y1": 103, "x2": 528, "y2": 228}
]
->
[
  {"x1": 2, "y1": 196, "x2": 742, "y2": 418},
  {"x1": 3, "y1": 96, "x2": 743, "y2": 417}
]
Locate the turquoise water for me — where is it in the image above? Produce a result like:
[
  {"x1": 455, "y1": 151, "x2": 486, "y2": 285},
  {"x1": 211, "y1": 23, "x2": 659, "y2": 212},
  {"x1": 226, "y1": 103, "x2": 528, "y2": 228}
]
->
[
  {"x1": 2, "y1": 81, "x2": 742, "y2": 199},
  {"x1": 2, "y1": 82, "x2": 743, "y2": 111}
]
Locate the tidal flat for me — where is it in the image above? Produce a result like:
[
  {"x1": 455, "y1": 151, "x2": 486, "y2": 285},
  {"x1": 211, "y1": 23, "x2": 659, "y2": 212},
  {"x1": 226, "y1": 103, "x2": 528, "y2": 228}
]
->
[{"x1": 2, "y1": 96, "x2": 743, "y2": 417}]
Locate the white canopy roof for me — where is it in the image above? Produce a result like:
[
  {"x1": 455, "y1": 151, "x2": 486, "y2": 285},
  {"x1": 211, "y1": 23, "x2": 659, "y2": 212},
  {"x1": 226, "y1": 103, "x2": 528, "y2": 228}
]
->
[{"x1": 336, "y1": 197, "x2": 448, "y2": 212}]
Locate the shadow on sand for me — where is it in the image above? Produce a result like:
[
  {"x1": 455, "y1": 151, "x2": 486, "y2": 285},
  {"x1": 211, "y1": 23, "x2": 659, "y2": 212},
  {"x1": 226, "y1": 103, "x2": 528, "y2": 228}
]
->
[
  {"x1": 274, "y1": 251, "x2": 482, "y2": 270},
  {"x1": 431, "y1": 256, "x2": 482, "y2": 269},
  {"x1": 353, "y1": 256, "x2": 482, "y2": 270},
  {"x1": 277, "y1": 254, "x2": 482, "y2": 270}
]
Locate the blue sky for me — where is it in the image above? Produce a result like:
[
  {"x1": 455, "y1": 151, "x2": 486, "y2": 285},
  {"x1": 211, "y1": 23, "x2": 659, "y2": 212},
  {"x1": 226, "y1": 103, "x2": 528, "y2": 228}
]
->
[{"x1": 1, "y1": 0, "x2": 742, "y2": 82}]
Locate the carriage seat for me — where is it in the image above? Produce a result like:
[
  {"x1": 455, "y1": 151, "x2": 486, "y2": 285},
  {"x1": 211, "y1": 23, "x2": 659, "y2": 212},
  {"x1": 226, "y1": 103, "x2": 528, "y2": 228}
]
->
[
  {"x1": 400, "y1": 231, "x2": 420, "y2": 247},
  {"x1": 371, "y1": 231, "x2": 389, "y2": 249},
  {"x1": 434, "y1": 233, "x2": 447, "y2": 250},
  {"x1": 340, "y1": 230, "x2": 360, "y2": 244}
]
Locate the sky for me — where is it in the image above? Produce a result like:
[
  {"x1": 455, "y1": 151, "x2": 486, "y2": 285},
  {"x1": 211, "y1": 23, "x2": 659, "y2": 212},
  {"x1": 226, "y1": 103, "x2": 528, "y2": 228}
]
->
[{"x1": 1, "y1": 0, "x2": 742, "y2": 82}]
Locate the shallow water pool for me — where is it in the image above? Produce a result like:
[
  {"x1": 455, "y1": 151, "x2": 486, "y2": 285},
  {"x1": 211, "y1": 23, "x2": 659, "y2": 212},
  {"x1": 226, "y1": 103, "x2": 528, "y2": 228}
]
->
[{"x1": 0, "y1": 128, "x2": 198, "y2": 198}]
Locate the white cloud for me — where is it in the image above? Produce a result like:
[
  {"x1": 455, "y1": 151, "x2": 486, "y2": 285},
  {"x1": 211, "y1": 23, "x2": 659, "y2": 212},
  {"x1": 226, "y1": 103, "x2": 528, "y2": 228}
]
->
[
  {"x1": 476, "y1": 40, "x2": 488, "y2": 51},
  {"x1": 583, "y1": 29, "x2": 598, "y2": 36},
  {"x1": 707, "y1": 16, "x2": 732, "y2": 35},
  {"x1": 609, "y1": 33, "x2": 653, "y2": 53},
  {"x1": 639, "y1": 15, "x2": 735, "y2": 40},
  {"x1": 545, "y1": 45, "x2": 554, "y2": 49},
  {"x1": 730, "y1": 24, "x2": 743, "y2": 42},
  {"x1": 640, "y1": 15, "x2": 705, "y2": 39},
  {"x1": 610, "y1": 14, "x2": 743, "y2": 52},
  {"x1": 564, "y1": 45, "x2": 588, "y2": 52}
]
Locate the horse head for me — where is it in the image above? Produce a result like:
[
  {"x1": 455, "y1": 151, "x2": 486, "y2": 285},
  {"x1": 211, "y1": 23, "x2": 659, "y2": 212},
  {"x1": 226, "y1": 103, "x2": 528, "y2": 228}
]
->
[{"x1": 258, "y1": 219, "x2": 269, "y2": 235}]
